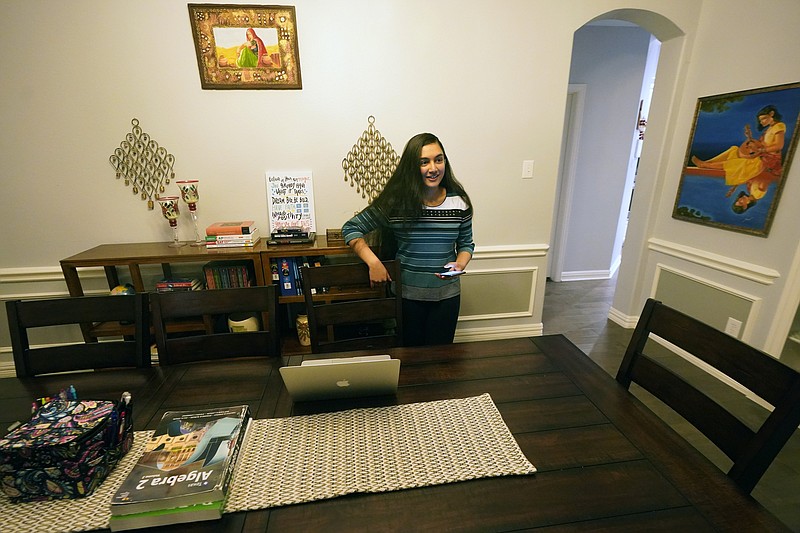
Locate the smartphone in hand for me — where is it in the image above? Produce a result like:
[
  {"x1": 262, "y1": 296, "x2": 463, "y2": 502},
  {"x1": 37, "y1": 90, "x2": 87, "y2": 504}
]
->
[{"x1": 436, "y1": 270, "x2": 464, "y2": 278}]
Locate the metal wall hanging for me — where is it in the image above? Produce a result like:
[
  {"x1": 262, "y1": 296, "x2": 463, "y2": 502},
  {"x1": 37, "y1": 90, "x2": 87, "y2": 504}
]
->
[
  {"x1": 109, "y1": 118, "x2": 176, "y2": 210},
  {"x1": 342, "y1": 116, "x2": 400, "y2": 201}
]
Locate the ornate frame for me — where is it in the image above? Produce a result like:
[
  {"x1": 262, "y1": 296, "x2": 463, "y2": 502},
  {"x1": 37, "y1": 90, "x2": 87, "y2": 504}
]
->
[
  {"x1": 188, "y1": 4, "x2": 302, "y2": 90},
  {"x1": 672, "y1": 82, "x2": 800, "y2": 237}
]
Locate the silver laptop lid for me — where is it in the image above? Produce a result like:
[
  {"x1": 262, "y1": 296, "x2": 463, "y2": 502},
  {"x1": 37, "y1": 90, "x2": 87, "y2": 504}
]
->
[{"x1": 279, "y1": 355, "x2": 400, "y2": 401}]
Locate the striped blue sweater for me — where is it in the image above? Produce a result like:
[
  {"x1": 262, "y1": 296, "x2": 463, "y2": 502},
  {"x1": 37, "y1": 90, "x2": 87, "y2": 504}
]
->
[{"x1": 342, "y1": 193, "x2": 474, "y2": 302}]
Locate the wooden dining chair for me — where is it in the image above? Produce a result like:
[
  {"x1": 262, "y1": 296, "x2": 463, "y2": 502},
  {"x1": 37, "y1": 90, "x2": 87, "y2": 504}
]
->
[
  {"x1": 616, "y1": 298, "x2": 800, "y2": 493},
  {"x1": 300, "y1": 260, "x2": 403, "y2": 353},
  {"x1": 6, "y1": 293, "x2": 151, "y2": 378},
  {"x1": 150, "y1": 285, "x2": 279, "y2": 365}
]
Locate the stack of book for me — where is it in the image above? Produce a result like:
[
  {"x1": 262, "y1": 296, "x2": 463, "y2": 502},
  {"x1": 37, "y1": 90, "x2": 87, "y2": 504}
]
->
[
  {"x1": 109, "y1": 405, "x2": 251, "y2": 531},
  {"x1": 155, "y1": 278, "x2": 203, "y2": 292},
  {"x1": 203, "y1": 260, "x2": 255, "y2": 289},
  {"x1": 205, "y1": 221, "x2": 260, "y2": 248},
  {"x1": 268, "y1": 227, "x2": 315, "y2": 245}
]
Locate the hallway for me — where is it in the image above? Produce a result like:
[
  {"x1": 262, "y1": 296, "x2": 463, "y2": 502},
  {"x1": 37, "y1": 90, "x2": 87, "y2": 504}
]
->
[{"x1": 542, "y1": 277, "x2": 800, "y2": 530}]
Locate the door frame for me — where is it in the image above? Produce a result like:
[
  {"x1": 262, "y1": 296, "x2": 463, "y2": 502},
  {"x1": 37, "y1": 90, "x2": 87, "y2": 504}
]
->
[{"x1": 549, "y1": 84, "x2": 586, "y2": 282}]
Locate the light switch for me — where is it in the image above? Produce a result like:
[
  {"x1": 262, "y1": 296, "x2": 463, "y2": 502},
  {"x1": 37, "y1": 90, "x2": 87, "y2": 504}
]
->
[{"x1": 522, "y1": 160, "x2": 534, "y2": 179}]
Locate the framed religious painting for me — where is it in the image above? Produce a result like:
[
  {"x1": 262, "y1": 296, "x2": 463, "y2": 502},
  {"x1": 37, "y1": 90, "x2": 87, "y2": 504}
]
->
[
  {"x1": 672, "y1": 81, "x2": 800, "y2": 237},
  {"x1": 188, "y1": 4, "x2": 302, "y2": 90}
]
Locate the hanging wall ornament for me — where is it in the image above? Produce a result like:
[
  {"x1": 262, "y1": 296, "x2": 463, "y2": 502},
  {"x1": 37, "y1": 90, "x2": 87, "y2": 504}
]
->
[
  {"x1": 108, "y1": 118, "x2": 177, "y2": 210},
  {"x1": 341, "y1": 116, "x2": 400, "y2": 202}
]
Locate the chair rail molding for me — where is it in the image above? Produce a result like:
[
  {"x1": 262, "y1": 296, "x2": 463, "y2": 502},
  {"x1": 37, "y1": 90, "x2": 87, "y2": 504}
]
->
[
  {"x1": 648, "y1": 237, "x2": 780, "y2": 285},
  {"x1": 0, "y1": 266, "x2": 67, "y2": 284},
  {"x1": 472, "y1": 243, "x2": 549, "y2": 260}
]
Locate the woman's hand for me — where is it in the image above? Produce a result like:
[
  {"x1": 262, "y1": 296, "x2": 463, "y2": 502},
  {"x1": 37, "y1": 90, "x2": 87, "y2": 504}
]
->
[
  {"x1": 349, "y1": 237, "x2": 391, "y2": 288},
  {"x1": 368, "y1": 262, "x2": 391, "y2": 287}
]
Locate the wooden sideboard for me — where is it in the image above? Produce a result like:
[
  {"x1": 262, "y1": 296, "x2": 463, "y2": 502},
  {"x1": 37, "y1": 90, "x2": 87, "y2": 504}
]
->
[
  {"x1": 60, "y1": 237, "x2": 352, "y2": 296},
  {"x1": 59, "y1": 237, "x2": 355, "y2": 351}
]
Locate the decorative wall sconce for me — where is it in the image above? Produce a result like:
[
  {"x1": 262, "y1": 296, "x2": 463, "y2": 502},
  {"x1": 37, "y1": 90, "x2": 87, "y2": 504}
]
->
[
  {"x1": 342, "y1": 116, "x2": 400, "y2": 201},
  {"x1": 109, "y1": 118, "x2": 177, "y2": 210}
]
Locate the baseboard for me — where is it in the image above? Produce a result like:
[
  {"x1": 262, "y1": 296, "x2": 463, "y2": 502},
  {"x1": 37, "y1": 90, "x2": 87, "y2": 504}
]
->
[
  {"x1": 455, "y1": 323, "x2": 543, "y2": 343},
  {"x1": 0, "y1": 359, "x2": 15, "y2": 379},
  {"x1": 559, "y1": 270, "x2": 614, "y2": 282},
  {"x1": 608, "y1": 306, "x2": 638, "y2": 329}
]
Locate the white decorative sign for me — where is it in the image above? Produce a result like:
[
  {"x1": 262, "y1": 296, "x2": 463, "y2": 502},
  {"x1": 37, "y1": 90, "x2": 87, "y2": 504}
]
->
[{"x1": 265, "y1": 171, "x2": 316, "y2": 234}]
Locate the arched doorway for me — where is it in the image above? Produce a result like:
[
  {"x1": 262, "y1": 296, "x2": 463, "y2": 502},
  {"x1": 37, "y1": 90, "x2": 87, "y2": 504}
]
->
[{"x1": 547, "y1": 10, "x2": 684, "y2": 326}]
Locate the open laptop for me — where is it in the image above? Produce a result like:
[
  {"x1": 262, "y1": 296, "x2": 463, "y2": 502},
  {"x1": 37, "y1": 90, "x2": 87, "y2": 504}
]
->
[{"x1": 279, "y1": 354, "x2": 401, "y2": 401}]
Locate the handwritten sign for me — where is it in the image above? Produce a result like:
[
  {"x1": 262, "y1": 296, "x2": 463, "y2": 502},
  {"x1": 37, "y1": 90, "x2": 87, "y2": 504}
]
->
[{"x1": 265, "y1": 171, "x2": 316, "y2": 234}]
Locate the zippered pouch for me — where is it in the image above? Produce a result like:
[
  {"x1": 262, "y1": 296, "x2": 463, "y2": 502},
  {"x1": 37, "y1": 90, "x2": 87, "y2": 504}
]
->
[{"x1": 0, "y1": 396, "x2": 133, "y2": 502}]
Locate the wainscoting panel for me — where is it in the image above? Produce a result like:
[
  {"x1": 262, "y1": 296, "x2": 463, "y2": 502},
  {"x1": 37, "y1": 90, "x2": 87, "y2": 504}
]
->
[
  {"x1": 454, "y1": 245, "x2": 546, "y2": 341},
  {"x1": 652, "y1": 264, "x2": 761, "y2": 341}
]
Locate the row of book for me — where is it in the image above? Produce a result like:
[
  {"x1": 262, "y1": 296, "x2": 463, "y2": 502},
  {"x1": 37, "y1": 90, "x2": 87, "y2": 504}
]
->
[
  {"x1": 203, "y1": 260, "x2": 255, "y2": 289},
  {"x1": 154, "y1": 278, "x2": 203, "y2": 292},
  {"x1": 270, "y1": 256, "x2": 323, "y2": 296},
  {"x1": 205, "y1": 220, "x2": 260, "y2": 248},
  {"x1": 109, "y1": 405, "x2": 251, "y2": 530}
]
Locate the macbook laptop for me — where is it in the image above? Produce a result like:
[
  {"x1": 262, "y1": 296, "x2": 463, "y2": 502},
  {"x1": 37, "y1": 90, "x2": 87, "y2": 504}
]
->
[{"x1": 279, "y1": 355, "x2": 401, "y2": 401}]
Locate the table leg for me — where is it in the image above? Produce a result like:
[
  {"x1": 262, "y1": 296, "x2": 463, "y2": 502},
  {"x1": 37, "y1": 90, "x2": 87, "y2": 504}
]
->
[
  {"x1": 61, "y1": 264, "x2": 84, "y2": 297},
  {"x1": 129, "y1": 265, "x2": 146, "y2": 293},
  {"x1": 161, "y1": 263, "x2": 173, "y2": 280},
  {"x1": 104, "y1": 266, "x2": 120, "y2": 290}
]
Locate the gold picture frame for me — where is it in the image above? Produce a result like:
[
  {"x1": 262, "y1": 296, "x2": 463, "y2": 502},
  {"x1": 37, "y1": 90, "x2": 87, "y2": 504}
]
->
[
  {"x1": 673, "y1": 81, "x2": 800, "y2": 237},
  {"x1": 188, "y1": 4, "x2": 302, "y2": 90}
]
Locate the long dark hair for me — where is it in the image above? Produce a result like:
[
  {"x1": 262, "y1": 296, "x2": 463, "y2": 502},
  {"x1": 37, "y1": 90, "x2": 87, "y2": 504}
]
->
[
  {"x1": 364, "y1": 133, "x2": 472, "y2": 258},
  {"x1": 756, "y1": 105, "x2": 782, "y2": 132}
]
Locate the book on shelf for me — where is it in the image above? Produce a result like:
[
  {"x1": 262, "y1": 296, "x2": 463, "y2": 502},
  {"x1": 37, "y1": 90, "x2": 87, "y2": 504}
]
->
[
  {"x1": 267, "y1": 231, "x2": 315, "y2": 245},
  {"x1": 203, "y1": 260, "x2": 255, "y2": 289},
  {"x1": 205, "y1": 228, "x2": 261, "y2": 242},
  {"x1": 109, "y1": 404, "x2": 251, "y2": 530},
  {"x1": 269, "y1": 258, "x2": 280, "y2": 283},
  {"x1": 155, "y1": 278, "x2": 203, "y2": 292},
  {"x1": 277, "y1": 257, "x2": 298, "y2": 296},
  {"x1": 205, "y1": 228, "x2": 260, "y2": 248},
  {"x1": 205, "y1": 238, "x2": 260, "y2": 249},
  {"x1": 275, "y1": 256, "x2": 324, "y2": 297},
  {"x1": 272, "y1": 226, "x2": 311, "y2": 238},
  {"x1": 205, "y1": 220, "x2": 256, "y2": 236}
]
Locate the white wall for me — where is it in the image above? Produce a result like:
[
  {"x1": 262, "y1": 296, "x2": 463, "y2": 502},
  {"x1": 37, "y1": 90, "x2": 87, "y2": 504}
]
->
[
  {"x1": 4, "y1": 0, "x2": 800, "y2": 363},
  {"x1": 563, "y1": 25, "x2": 651, "y2": 277},
  {"x1": 612, "y1": 0, "x2": 800, "y2": 355}
]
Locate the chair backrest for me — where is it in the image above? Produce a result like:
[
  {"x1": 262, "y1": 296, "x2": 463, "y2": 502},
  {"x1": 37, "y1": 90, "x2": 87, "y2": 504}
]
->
[
  {"x1": 6, "y1": 294, "x2": 151, "y2": 377},
  {"x1": 300, "y1": 260, "x2": 403, "y2": 354},
  {"x1": 150, "y1": 285, "x2": 279, "y2": 365},
  {"x1": 616, "y1": 298, "x2": 800, "y2": 493}
]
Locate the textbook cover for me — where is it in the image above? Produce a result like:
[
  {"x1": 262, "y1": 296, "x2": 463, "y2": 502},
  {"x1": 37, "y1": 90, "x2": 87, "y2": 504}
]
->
[{"x1": 110, "y1": 405, "x2": 250, "y2": 520}]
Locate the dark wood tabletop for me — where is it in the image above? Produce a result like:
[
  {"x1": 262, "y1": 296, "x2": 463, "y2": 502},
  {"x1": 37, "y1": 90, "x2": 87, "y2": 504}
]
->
[{"x1": 0, "y1": 336, "x2": 788, "y2": 532}]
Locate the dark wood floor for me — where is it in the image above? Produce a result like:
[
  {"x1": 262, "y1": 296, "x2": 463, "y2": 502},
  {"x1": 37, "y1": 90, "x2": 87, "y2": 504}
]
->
[{"x1": 542, "y1": 276, "x2": 800, "y2": 531}]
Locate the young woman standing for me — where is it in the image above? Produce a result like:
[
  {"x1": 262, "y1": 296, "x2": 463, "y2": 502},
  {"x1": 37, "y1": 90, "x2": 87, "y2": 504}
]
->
[{"x1": 342, "y1": 133, "x2": 474, "y2": 346}]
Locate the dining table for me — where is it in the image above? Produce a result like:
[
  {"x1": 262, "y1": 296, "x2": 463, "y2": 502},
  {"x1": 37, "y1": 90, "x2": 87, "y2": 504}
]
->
[{"x1": 0, "y1": 335, "x2": 789, "y2": 532}]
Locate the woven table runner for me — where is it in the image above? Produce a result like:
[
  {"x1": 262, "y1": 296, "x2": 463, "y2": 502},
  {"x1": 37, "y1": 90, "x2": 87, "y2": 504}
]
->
[{"x1": 0, "y1": 393, "x2": 535, "y2": 532}]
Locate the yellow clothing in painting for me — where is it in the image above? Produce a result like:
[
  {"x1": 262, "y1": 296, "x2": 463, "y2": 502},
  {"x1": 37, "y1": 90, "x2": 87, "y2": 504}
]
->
[
  {"x1": 706, "y1": 146, "x2": 764, "y2": 186},
  {"x1": 748, "y1": 175, "x2": 771, "y2": 200},
  {"x1": 700, "y1": 122, "x2": 785, "y2": 186},
  {"x1": 763, "y1": 121, "x2": 786, "y2": 147}
]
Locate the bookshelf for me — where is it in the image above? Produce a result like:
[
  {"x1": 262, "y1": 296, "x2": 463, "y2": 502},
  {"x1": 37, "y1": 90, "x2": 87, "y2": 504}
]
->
[{"x1": 60, "y1": 236, "x2": 356, "y2": 352}]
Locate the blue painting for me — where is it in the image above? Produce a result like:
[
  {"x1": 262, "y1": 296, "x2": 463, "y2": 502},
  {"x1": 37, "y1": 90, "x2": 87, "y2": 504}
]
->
[{"x1": 673, "y1": 82, "x2": 800, "y2": 236}]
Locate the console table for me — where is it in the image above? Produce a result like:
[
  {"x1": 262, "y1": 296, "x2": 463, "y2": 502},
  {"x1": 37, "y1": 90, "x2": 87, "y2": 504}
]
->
[
  {"x1": 60, "y1": 237, "x2": 352, "y2": 297},
  {"x1": 59, "y1": 237, "x2": 354, "y2": 347}
]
